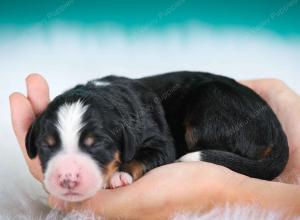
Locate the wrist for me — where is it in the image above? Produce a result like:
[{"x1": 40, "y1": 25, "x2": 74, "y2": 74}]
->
[{"x1": 225, "y1": 175, "x2": 300, "y2": 216}]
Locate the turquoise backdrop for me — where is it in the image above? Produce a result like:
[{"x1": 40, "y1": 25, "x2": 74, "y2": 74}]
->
[{"x1": 0, "y1": 0, "x2": 299, "y2": 36}]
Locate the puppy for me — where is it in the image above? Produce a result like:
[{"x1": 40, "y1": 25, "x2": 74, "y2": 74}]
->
[{"x1": 25, "y1": 71, "x2": 289, "y2": 202}]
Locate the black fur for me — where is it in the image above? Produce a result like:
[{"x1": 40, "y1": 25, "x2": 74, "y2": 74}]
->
[{"x1": 26, "y1": 71, "x2": 289, "y2": 180}]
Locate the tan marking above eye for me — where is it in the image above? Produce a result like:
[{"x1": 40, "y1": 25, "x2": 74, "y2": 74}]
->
[
  {"x1": 261, "y1": 145, "x2": 273, "y2": 158},
  {"x1": 84, "y1": 135, "x2": 95, "y2": 146},
  {"x1": 45, "y1": 135, "x2": 56, "y2": 146}
]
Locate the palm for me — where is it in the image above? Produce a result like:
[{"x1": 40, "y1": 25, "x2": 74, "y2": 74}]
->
[{"x1": 49, "y1": 161, "x2": 238, "y2": 218}]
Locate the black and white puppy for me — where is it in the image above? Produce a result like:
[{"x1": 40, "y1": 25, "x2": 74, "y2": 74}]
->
[{"x1": 25, "y1": 71, "x2": 289, "y2": 202}]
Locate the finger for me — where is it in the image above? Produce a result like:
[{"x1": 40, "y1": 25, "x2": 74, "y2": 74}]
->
[
  {"x1": 9, "y1": 92, "x2": 43, "y2": 181},
  {"x1": 239, "y1": 79, "x2": 271, "y2": 95},
  {"x1": 48, "y1": 196, "x2": 66, "y2": 210},
  {"x1": 240, "y1": 79, "x2": 291, "y2": 97},
  {"x1": 48, "y1": 196, "x2": 86, "y2": 212},
  {"x1": 48, "y1": 190, "x2": 113, "y2": 214},
  {"x1": 26, "y1": 73, "x2": 50, "y2": 115},
  {"x1": 239, "y1": 80, "x2": 257, "y2": 90},
  {"x1": 9, "y1": 92, "x2": 35, "y2": 144}
]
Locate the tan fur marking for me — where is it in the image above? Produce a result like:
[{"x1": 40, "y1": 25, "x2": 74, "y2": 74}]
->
[
  {"x1": 122, "y1": 160, "x2": 145, "y2": 181},
  {"x1": 84, "y1": 136, "x2": 95, "y2": 147},
  {"x1": 261, "y1": 145, "x2": 273, "y2": 158},
  {"x1": 185, "y1": 126, "x2": 197, "y2": 147},
  {"x1": 45, "y1": 135, "x2": 56, "y2": 146},
  {"x1": 104, "y1": 151, "x2": 121, "y2": 180}
]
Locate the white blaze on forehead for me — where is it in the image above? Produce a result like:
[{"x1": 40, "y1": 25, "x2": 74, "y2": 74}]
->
[
  {"x1": 44, "y1": 100, "x2": 105, "y2": 202},
  {"x1": 56, "y1": 100, "x2": 88, "y2": 152}
]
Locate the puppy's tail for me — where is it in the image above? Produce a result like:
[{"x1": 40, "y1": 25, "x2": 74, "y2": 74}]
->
[{"x1": 178, "y1": 145, "x2": 288, "y2": 180}]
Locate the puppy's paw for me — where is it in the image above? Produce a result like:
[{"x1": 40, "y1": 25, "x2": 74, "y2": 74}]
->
[{"x1": 109, "y1": 171, "x2": 133, "y2": 189}]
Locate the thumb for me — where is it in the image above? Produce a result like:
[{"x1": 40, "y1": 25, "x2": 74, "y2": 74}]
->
[
  {"x1": 48, "y1": 195, "x2": 86, "y2": 213},
  {"x1": 48, "y1": 196, "x2": 66, "y2": 210}
]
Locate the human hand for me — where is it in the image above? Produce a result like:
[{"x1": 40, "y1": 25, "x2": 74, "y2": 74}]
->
[
  {"x1": 241, "y1": 79, "x2": 300, "y2": 183},
  {"x1": 10, "y1": 75, "x2": 300, "y2": 219}
]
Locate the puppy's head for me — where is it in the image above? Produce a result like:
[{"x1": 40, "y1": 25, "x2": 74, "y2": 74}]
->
[{"x1": 26, "y1": 95, "x2": 122, "y2": 201}]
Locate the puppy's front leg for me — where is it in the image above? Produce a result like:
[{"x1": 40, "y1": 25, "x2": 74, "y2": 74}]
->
[
  {"x1": 120, "y1": 159, "x2": 145, "y2": 181},
  {"x1": 109, "y1": 137, "x2": 176, "y2": 188},
  {"x1": 108, "y1": 160, "x2": 143, "y2": 189},
  {"x1": 109, "y1": 171, "x2": 134, "y2": 189}
]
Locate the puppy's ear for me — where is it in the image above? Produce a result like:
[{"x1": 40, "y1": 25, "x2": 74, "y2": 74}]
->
[
  {"x1": 25, "y1": 121, "x2": 38, "y2": 159},
  {"x1": 121, "y1": 126, "x2": 136, "y2": 163}
]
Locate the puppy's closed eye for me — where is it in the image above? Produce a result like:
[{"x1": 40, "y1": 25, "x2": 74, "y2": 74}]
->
[
  {"x1": 44, "y1": 135, "x2": 56, "y2": 147},
  {"x1": 83, "y1": 135, "x2": 95, "y2": 147}
]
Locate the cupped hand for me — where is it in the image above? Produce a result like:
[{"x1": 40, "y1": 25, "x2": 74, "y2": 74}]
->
[{"x1": 10, "y1": 75, "x2": 300, "y2": 219}]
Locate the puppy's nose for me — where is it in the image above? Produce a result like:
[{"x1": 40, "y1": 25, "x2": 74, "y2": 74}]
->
[{"x1": 59, "y1": 173, "x2": 79, "y2": 190}]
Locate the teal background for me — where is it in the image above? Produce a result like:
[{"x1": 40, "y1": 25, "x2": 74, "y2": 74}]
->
[{"x1": 0, "y1": 0, "x2": 299, "y2": 36}]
